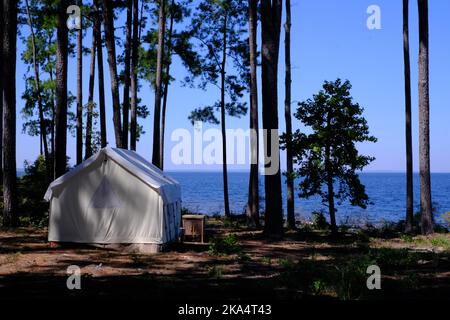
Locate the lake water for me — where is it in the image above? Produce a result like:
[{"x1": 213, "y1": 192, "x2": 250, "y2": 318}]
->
[{"x1": 169, "y1": 172, "x2": 450, "y2": 226}]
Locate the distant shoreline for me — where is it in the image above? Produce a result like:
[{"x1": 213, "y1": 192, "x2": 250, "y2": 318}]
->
[{"x1": 16, "y1": 169, "x2": 450, "y2": 176}]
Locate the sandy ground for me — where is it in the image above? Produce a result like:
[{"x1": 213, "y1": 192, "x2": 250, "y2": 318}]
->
[{"x1": 0, "y1": 225, "x2": 449, "y2": 300}]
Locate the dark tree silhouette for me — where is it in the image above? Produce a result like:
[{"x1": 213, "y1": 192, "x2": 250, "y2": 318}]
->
[
  {"x1": 284, "y1": 0, "x2": 295, "y2": 229},
  {"x1": 246, "y1": 0, "x2": 259, "y2": 226},
  {"x1": 160, "y1": 0, "x2": 200, "y2": 169},
  {"x1": 0, "y1": 0, "x2": 2, "y2": 184},
  {"x1": 54, "y1": 0, "x2": 69, "y2": 178},
  {"x1": 160, "y1": 0, "x2": 175, "y2": 170},
  {"x1": 1, "y1": 0, "x2": 18, "y2": 226},
  {"x1": 403, "y1": 0, "x2": 414, "y2": 233},
  {"x1": 261, "y1": 0, "x2": 283, "y2": 237},
  {"x1": 122, "y1": 0, "x2": 132, "y2": 149},
  {"x1": 417, "y1": 0, "x2": 433, "y2": 234},
  {"x1": 286, "y1": 79, "x2": 377, "y2": 235},
  {"x1": 24, "y1": 0, "x2": 50, "y2": 181},
  {"x1": 188, "y1": 0, "x2": 250, "y2": 218},
  {"x1": 152, "y1": 0, "x2": 166, "y2": 168},
  {"x1": 85, "y1": 12, "x2": 97, "y2": 159},
  {"x1": 130, "y1": 0, "x2": 139, "y2": 151},
  {"x1": 102, "y1": 0, "x2": 123, "y2": 148},
  {"x1": 76, "y1": 0, "x2": 83, "y2": 164},
  {"x1": 94, "y1": 3, "x2": 107, "y2": 148}
]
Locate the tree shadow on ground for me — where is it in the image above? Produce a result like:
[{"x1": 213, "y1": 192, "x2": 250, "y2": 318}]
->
[{"x1": 1, "y1": 227, "x2": 449, "y2": 300}]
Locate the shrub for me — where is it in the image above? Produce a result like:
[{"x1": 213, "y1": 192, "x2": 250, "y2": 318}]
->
[
  {"x1": 310, "y1": 279, "x2": 327, "y2": 295},
  {"x1": 400, "y1": 234, "x2": 414, "y2": 243},
  {"x1": 430, "y1": 236, "x2": 450, "y2": 249},
  {"x1": 333, "y1": 255, "x2": 376, "y2": 300},
  {"x1": 369, "y1": 248, "x2": 419, "y2": 268},
  {"x1": 17, "y1": 155, "x2": 50, "y2": 227},
  {"x1": 278, "y1": 258, "x2": 295, "y2": 269},
  {"x1": 311, "y1": 210, "x2": 329, "y2": 230},
  {"x1": 208, "y1": 234, "x2": 241, "y2": 256},
  {"x1": 207, "y1": 265, "x2": 224, "y2": 279}
]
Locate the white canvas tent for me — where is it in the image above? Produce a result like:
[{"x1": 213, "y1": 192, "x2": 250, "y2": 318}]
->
[{"x1": 44, "y1": 147, "x2": 182, "y2": 252}]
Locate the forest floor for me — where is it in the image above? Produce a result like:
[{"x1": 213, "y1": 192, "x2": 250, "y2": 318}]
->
[{"x1": 0, "y1": 218, "x2": 449, "y2": 300}]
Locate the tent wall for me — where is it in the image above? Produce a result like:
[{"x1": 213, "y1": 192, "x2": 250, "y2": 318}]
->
[
  {"x1": 162, "y1": 200, "x2": 182, "y2": 243},
  {"x1": 48, "y1": 158, "x2": 172, "y2": 244}
]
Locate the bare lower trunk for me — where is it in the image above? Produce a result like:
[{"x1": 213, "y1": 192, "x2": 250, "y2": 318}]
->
[
  {"x1": 327, "y1": 173, "x2": 337, "y2": 235},
  {"x1": 284, "y1": 0, "x2": 295, "y2": 229},
  {"x1": 417, "y1": 0, "x2": 433, "y2": 235},
  {"x1": 325, "y1": 142, "x2": 337, "y2": 235},
  {"x1": 55, "y1": 0, "x2": 69, "y2": 178},
  {"x1": 48, "y1": 42, "x2": 55, "y2": 180},
  {"x1": 221, "y1": 15, "x2": 231, "y2": 217},
  {"x1": 76, "y1": 0, "x2": 83, "y2": 164},
  {"x1": 403, "y1": 0, "x2": 414, "y2": 233},
  {"x1": 24, "y1": 0, "x2": 50, "y2": 181},
  {"x1": 130, "y1": 0, "x2": 139, "y2": 151},
  {"x1": 160, "y1": 0, "x2": 175, "y2": 171},
  {"x1": 102, "y1": 0, "x2": 123, "y2": 148},
  {"x1": 85, "y1": 25, "x2": 96, "y2": 159},
  {"x1": 122, "y1": 0, "x2": 132, "y2": 150},
  {"x1": 1, "y1": 0, "x2": 18, "y2": 227},
  {"x1": 0, "y1": 2, "x2": 2, "y2": 185},
  {"x1": 261, "y1": 0, "x2": 283, "y2": 237},
  {"x1": 246, "y1": 0, "x2": 259, "y2": 226},
  {"x1": 95, "y1": 9, "x2": 107, "y2": 148},
  {"x1": 152, "y1": 0, "x2": 165, "y2": 168}
]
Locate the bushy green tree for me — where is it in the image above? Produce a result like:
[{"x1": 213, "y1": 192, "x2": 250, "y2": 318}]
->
[
  {"x1": 17, "y1": 156, "x2": 49, "y2": 226},
  {"x1": 17, "y1": 155, "x2": 71, "y2": 227},
  {"x1": 20, "y1": 0, "x2": 76, "y2": 180},
  {"x1": 187, "y1": 0, "x2": 250, "y2": 217},
  {"x1": 285, "y1": 79, "x2": 377, "y2": 234}
]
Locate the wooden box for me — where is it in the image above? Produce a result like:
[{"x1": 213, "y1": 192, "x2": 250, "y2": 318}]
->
[{"x1": 182, "y1": 214, "x2": 205, "y2": 243}]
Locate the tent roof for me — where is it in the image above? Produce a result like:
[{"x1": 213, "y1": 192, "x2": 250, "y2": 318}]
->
[{"x1": 44, "y1": 147, "x2": 181, "y2": 203}]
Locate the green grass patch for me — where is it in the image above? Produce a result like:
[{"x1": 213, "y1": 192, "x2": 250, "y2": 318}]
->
[
  {"x1": 208, "y1": 234, "x2": 241, "y2": 256},
  {"x1": 430, "y1": 236, "x2": 450, "y2": 249},
  {"x1": 207, "y1": 265, "x2": 224, "y2": 279}
]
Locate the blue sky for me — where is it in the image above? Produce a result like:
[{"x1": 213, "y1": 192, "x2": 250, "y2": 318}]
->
[{"x1": 15, "y1": 0, "x2": 450, "y2": 172}]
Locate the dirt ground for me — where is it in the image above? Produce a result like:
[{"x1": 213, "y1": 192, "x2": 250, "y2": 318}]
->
[{"x1": 0, "y1": 223, "x2": 449, "y2": 300}]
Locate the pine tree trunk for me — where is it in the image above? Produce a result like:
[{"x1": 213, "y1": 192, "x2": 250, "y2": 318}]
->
[
  {"x1": 221, "y1": 14, "x2": 231, "y2": 218},
  {"x1": 102, "y1": 0, "x2": 123, "y2": 148},
  {"x1": 24, "y1": 0, "x2": 51, "y2": 182},
  {"x1": 325, "y1": 140, "x2": 337, "y2": 235},
  {"x1": 152, "y1": 0, "x2": 166, "y2": 168},
  {"x1": 95, "y1": 8, "x2": 107, "y2": 148},
  {"x1": 284, "y1": 0, "x2": 295, "y2": 229},
  {"x1": 130, "y1": 0, "x2": 139, "y2": 151},
  {"x1": 76, "y1": 0, "x2": 83, "y2": 164},
  {"x1": 47, "y1": 41, "x2": 55, "y2": 180},
  {"x1": 246, "y1": 0, "x2": 259, "y2": 226},
  {"x1": 1, "y1": 0, "x2": 18, "y2": 227},
  {"x1": 0, "y1": 2, "x2": 2, "y2": 185},
  {"x1": 261, "y1": 0, "x2": 283, "y2": 237},
  {"x1": 160, "y1": 0, "x2": 175, "y2": 171},
  {"x1": 55, "y1": 0, "x2": 69, "y2": 178},
  {"x1": 85, "y1": 24, "x2": 96, "y2": 159},
  {"x1": 403, "y1": 0, "x2": 414, "y2": 233},
  {"x1": 417, "y1": 0, "x2": 433, "y2": 235},
  {"x1": 122, "y1": 0, "x2": 132, "y2": 150}
]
